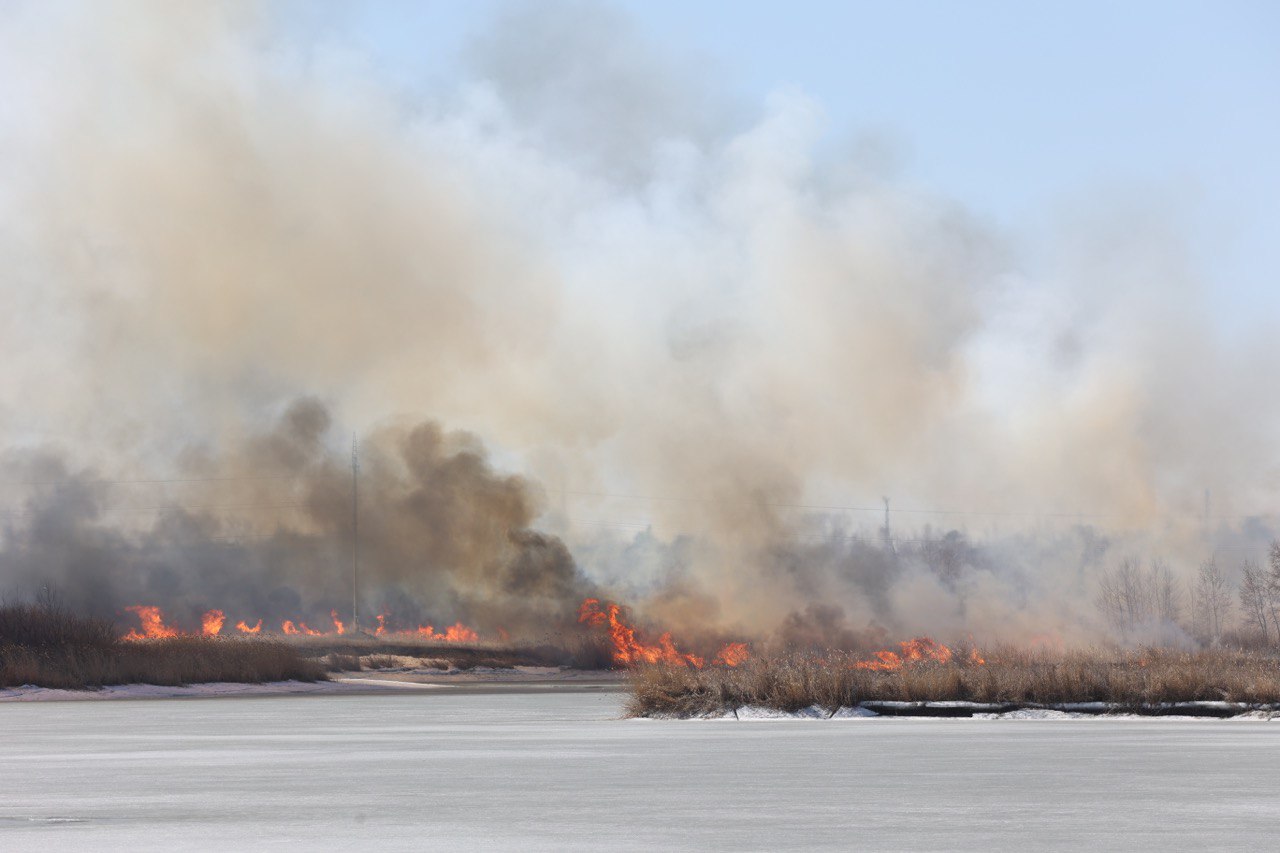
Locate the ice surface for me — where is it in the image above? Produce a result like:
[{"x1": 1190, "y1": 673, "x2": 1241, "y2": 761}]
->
[
  {"x1": 0, "y1": 677, "x2": 437, "y2": 702},
  {"x1": 3, "y1": 690, "x2": 1280, "y2": 850}
]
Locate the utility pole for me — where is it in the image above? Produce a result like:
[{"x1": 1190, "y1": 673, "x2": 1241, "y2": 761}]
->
[
  {"x1": 882, "y1": 496, "x2": 894, "y2": 553},
  {"x1": 351, "y1": 432, "x2": 359, "y2": 634}
]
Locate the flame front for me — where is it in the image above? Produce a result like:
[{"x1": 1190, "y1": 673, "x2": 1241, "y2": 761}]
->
[
  {"x1": 201, "y1": 609, "x2": 225, "y2": 636},
  {"x1": 713, "y1": 641, "x2": 750, "y2": 667},
  {"x1": 415, "y1": 622, "x2": 480, "y2": 643},
  {"x1": 852, "y1": 637, "x2": 985, "y2": 671},
  {"x1": 577, "y1": 598, "x2": 748, "y2": 669},
  {"x1": 126, "y1": 605, "x2": 486, "y2": 642},
  {"x1": 123, "y1": 605, "x2": 181, "y2": 640}
]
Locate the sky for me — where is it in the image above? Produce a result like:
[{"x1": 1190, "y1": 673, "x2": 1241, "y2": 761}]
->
[{"x1": 297, "y1": 0, "x2": 1280, "y2": 332}]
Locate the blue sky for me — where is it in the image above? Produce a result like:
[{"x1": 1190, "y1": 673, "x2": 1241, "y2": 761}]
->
[{"x1": 292, "y1": 0, "x2": 1280, "y2": 331}]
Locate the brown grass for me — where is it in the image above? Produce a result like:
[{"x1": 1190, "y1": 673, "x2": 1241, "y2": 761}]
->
[
  {"x1": 626, "y1": 647, "x2": 1280, "y2": 717},
  {"x1": 287, "y1": 633, "x2": 616, "y2": 670},
  {"x1": 0, "y1": 603, "x2": 326, "y2": 690},
  {"x1": 324, "y1": 653, "x2": 363, "y2": 673}
]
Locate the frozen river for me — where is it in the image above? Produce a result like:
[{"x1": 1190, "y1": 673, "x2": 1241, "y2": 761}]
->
[{"x1": 3, "y1": 687, "x2": 1279, "y2": 850}]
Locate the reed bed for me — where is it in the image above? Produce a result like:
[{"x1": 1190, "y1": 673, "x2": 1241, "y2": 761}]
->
[
  {"x1": 0, "y1": 603, "x2": 325, "y2": 689},
  {"x1": 626, "y1": 647, "x2": 1280, "y2": 717}
]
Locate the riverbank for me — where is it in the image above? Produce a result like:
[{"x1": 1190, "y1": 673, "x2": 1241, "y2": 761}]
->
[{"x1": 626, "y1": 647, "x2": 1280, "y2": 718}]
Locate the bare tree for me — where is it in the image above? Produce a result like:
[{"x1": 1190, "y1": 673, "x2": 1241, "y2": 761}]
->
[
  {"x1": 1151, "y1": 558, "x2": 1183, "y2": 625},
  {"x1": 1267, "y1": 541, "x2": 1280, "y2": 639},
  {"x1": 1191, "y1": 559, "x2": 1231, "y2": 646},
  {"x1": 1097, "y1": 557, "x2": 1155, "y2": 635},
  {"x1": 1239, "y1": 559, "x2": 1274, "y2": 645},
  {"x1": 1097, "y1": 557, "x2": 1189, "y2": 638}
]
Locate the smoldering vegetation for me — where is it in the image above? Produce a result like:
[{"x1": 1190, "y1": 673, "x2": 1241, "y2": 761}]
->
[
  {"x1": 627, "y1": 648, "x2": 1280, "y2": 717},
  {"x1": 0, "y1": 599, "x2": 323, "y2": 690}
]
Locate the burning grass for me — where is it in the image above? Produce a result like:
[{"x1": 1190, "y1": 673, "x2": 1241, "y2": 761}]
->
[
  {"x1": 0, "y1": 603, "x2": 325, "y2": 690},
  {"x1": 286, "y1": 630, "x2": 618, "y2": 671},
  {"x1": 626, "y1": 646, "x2": 1280, "y2": 717}
]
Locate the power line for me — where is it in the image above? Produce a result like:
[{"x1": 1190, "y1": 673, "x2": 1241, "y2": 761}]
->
[
  {"x1": 0, "y1": 474, "x2": 300, "y2": 487},
  {"x1": 0, "y1": 501, "x2": 311, "y2": 520},
  {"x1": 549, "y1": 488, "x2": 1279, "y2": 524}
]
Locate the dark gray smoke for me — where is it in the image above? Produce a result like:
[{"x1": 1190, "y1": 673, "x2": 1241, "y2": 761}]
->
[
  {"x1": 1, "y1": 3, "x2": 1276, "y2": 649},
  {"x1": 1, "y1": 399, "x2": 594, "y2": 637}
]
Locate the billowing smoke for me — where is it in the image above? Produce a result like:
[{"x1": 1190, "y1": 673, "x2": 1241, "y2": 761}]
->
[
  {"x1": 1, "y1": 2, "x2": 1277, "y2": 648},
  {"x1": 1, "y1": 398, "x2": 592, "y2": 636}
]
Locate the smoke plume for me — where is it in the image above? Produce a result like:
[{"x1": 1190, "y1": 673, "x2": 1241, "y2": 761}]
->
[{"x1": 1, "y1": 2, "x2": 1277, "y2": 648}]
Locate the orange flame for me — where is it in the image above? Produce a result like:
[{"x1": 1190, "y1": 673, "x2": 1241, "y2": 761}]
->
[
  {"x1": 123, "y1": 605, "x2": 181, "y2": 640},
  {"x1": 415, "y1": 622, "x2": 480, "y2": 643},
  {"x1": 282, "y1": 620, "x2": 299, "y2": 635},
  {"x1": 969, "y1": 647, "x2": 986, "y2": 666},
  {"x1": 236, "y1": 619, "x2": 262, "y2": 634},
  {"x1": 201, "y1": 609, "x2": 225, "y2": 636},
  {"x1": 578, "y1": 598, "x2": 711, "y2": 668},
  {"x1": 853, "y1": 637, "x2": 954, "y2": 671},
  {"x1": 374, "y1": 613, "x2": 387, "y2": 636},
  {"x1": 330, "y1": 609, "x2": 346, "y2": 635},
  {"x1": 713, "y1": 641, "x2": 750, "y2": 667}
]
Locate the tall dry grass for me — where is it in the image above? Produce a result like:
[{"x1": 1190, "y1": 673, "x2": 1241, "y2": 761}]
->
[
  {"x1": 0, "y1": 603, "x2": 325, "y2": 689},
  {"x1": 626, "y1": 647, "x2": 1280, "y2": 717}
]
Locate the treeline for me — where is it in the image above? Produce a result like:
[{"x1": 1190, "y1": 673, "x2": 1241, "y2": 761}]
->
[{"x1": 1096, "y1": 542, "x2": 1280, "y2": 647}]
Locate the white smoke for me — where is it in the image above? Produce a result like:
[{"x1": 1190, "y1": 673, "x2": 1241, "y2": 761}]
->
[{"x1": 1, "y1": 1, "x2": 1276, "y2": 645}]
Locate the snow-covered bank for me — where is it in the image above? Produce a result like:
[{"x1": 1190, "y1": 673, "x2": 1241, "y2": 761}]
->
[
  {"x1": 650, "y1": 701, "x2": 1280, "y2": 720},
  {"x1": 0, "y1": 665, "x2": 622, "y2": 702},
  {"x1": 0, "y1": 675, "x2": 447, "y2": 702}
]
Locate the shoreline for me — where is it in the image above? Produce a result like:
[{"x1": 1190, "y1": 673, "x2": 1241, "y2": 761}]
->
[
  {"x1": 0, "y1": 666, "x2": 625, "y2": 702},
  {"x1": 641, "y1": 700, "x2": 1280, "y2": 720}
]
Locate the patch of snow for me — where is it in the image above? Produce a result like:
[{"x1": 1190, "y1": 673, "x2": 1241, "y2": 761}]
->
[
  {"x1": 333, "y1": 678, "x2": 448, "y2": 690},
  {"x1": 0, "y1": 677, "x2": 452, "y2": 702},
  {"x1": 0, "y1": 680, "x2": 341, "y2": 702},
  {"x1": 974, "y1": 709, "x2": 1084, "y2": 720},
  {"x1": 831, "y1": 706, "x2": 879, "y2": 718},
  {"x1": 1230, "y1": 710, "x2": 1279, "y2": 720}
]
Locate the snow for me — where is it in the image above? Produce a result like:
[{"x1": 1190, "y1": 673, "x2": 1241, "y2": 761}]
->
[
  {"x1": 0, "y1": 676, "x2": 443, "y2": 702},
  {"x1": 3, "y1": 691, "x2": 1280, "y2": 850},
  {"x1": 670, "y1": 701, "x2": 1280, "y2": 721},
  {"x1": 974, "y1": 709, "x2": 1087, "y2": 720}
]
